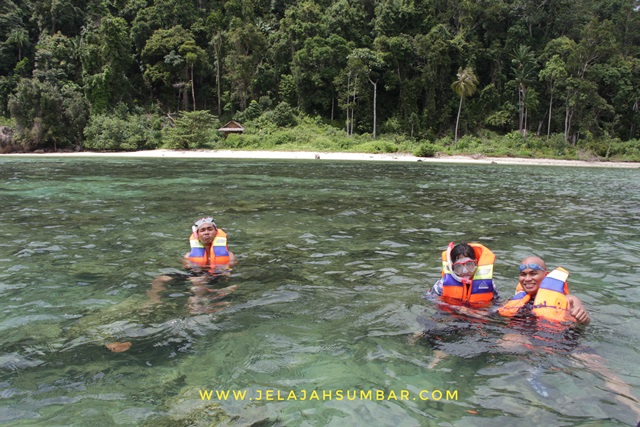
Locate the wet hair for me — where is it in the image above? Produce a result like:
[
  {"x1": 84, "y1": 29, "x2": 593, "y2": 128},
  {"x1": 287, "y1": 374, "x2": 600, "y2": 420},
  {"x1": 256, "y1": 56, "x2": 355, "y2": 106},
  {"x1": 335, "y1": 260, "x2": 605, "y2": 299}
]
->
[{"x1": 451, "y1": 243, "x2": 476, "y2": 262}]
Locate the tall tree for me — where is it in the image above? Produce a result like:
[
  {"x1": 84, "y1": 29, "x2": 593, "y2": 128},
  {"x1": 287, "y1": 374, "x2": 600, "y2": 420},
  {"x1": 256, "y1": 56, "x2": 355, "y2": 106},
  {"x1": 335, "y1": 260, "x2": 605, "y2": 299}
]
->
[
  {"x1": 81, "y1": 16, "x2": 134, "y2": 113},
  {"x1": 6, "y1": 28, "x2": 29, "y2": 61},
  {"x1": 225, "y1": 20, "x2": 266, "y2": 111},
  {"x1": 374, "y1": 34, "x2": 417, "y2": 133},
  {"x1": 141, "y1": 25, "x2": 198, "y2": 111},
  {"x1": 414, "y1": 24, "x2": 453, "y2": 135},
  {"x1": 451, "y1": 66, "x2": 479, "y2": 147},
  {"x1": 347, "y1": 48, "x2": 384, "y2": 139},
  {"x1": 334, "y1": 69, "x2": 357, "y2": 135},
  {"x1": 511, "y1": 45, "x2": 536, "y2": 136},
  {"x1": 539, "y1": 55, "x2": 568, "y2": 140},
  {"x1": 539, "y1": 36, "x2": 575, "y2": 140},
  {"x1": 564, "y1": 18, "x2": 617, "y2": 143},
  {"x1": 207, "y1": 10, "x2": 226, "y2": 116},
  {"x1": 179, "y1": 39, "x2": 206, "y2": 111},
  {"x1": 292, "y1": 34, "x2": 351, "y2": 117}
]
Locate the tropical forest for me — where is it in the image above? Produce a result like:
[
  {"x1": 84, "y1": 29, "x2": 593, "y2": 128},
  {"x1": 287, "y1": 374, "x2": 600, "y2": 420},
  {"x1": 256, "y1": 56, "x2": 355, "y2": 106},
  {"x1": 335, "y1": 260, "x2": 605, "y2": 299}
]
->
[{"x1": 1, "y1": 0, "x2": 639, "y2": 160}]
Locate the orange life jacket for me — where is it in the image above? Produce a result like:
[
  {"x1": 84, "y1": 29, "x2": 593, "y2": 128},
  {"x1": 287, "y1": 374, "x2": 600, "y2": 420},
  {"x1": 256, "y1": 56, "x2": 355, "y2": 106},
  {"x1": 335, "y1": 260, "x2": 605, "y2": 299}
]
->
[
  {"x1": 440, "y1": 243, "x2": 495, "y2": 307},
  {"x1": 498, "y1": 267, "x2": 574, "y2": 323},
  {"x1": 188, "y1": 229, "x2": 231, "y2": 267}
]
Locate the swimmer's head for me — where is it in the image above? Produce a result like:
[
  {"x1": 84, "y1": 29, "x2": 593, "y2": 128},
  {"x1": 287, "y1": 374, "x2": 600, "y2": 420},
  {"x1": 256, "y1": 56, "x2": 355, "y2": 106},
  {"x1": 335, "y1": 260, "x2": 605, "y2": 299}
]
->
[
  {"x1": 447, "y1": 242, "x2": 478, "y2": 280},
  {"x1": 518, "y1": 256, "x2": 548, "y2": 295},
  {"x1": 194, "y1": 217, "x2": 216, "y2": 231}
]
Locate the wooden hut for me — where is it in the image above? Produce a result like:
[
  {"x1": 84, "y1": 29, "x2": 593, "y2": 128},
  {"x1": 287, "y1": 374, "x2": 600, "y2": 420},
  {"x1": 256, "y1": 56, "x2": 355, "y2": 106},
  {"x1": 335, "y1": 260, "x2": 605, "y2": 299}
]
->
[{"x1": 218, "y1": 120, "x2": 244, "y2": 138}]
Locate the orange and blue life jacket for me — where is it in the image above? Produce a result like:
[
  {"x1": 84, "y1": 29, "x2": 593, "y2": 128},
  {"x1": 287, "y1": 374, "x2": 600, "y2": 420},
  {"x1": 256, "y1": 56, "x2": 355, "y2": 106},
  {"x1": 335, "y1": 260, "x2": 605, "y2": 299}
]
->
[
  {"x1": 498, "y1": 267, "x2": 573, "y2": 323},
  {"x1": 188, "y1": 229, "x2": 231, "y2": 267},
  {"x1": 440, "y1": 243, "x2": 495, "y2": 307}
]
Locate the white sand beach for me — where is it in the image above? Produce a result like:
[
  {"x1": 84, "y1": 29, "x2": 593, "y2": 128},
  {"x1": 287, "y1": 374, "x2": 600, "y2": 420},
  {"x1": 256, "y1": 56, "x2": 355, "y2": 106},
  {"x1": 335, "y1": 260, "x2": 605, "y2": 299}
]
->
[{"x1": 3, "y1": 149, "x2": 640, "y2": 168}]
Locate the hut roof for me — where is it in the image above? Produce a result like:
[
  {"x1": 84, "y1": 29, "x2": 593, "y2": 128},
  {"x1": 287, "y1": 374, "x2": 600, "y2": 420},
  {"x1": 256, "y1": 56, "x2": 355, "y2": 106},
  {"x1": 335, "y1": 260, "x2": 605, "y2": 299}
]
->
[{"x1": 218, "y1": 120, "x2": 244, "y2": 132}]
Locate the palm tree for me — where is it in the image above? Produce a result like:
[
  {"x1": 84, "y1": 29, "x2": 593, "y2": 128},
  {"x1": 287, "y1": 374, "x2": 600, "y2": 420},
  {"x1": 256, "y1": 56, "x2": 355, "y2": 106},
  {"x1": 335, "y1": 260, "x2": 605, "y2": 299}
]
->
[
  {"x1": 7, "y1": 28, "x2": 29, "y2": 62},
  {"x1": 451, "y1": 66, "x2": 478, "y2": 148},
  {"x1": 511, "y1": 45, "x2": 536, "y2": 136}
]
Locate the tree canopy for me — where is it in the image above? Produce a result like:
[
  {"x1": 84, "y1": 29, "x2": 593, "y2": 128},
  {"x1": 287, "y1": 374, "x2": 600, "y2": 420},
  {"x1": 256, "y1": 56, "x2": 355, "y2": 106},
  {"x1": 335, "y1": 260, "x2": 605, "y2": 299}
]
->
[{"x1": 1, "y1": 0, "x2": 639, "y2": 150}]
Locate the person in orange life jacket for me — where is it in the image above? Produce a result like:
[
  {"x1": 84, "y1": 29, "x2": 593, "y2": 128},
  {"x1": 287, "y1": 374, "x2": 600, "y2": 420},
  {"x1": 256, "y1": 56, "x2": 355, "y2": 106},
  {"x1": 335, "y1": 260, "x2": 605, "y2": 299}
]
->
[
  {"x1": 417, "y1": 242, "x2": 498, "y2": 367},
  {"x1": 426, "y1": 242, "x2": 499, "y2": 305},
  {"x1": 498, "y1": 256, "x2": 589, "y2": 325},
  {"x1": 148, "y1": 217, "x2": 237, "y2": 305},
  {"x1": 182, "y1": 217, "x2": 236, "y2": 270},
  {"x1": 498, "y1": 257, "x2": 640, "y2": 425}
]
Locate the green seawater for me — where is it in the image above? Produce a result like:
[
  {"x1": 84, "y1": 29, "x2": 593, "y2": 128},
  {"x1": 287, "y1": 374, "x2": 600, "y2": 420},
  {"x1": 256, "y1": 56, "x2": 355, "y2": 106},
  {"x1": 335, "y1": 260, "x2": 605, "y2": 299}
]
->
[{"x1": 0, "y1": 157, "x2": 639, "y2": 426}]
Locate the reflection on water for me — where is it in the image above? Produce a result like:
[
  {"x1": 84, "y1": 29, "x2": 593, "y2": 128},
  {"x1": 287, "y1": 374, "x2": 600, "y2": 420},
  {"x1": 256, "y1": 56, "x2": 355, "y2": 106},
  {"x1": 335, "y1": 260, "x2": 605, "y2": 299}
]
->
[{"x1": 0, "y1": 157, "x2": 639, "y2": 426}]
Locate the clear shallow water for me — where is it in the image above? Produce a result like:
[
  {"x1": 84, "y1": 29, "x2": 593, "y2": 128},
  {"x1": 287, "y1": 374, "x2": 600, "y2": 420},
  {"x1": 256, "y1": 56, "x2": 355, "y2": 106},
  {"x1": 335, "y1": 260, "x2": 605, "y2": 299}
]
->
[{"x1": 0, "y1": 157, "x2": 639, "y2": 426}]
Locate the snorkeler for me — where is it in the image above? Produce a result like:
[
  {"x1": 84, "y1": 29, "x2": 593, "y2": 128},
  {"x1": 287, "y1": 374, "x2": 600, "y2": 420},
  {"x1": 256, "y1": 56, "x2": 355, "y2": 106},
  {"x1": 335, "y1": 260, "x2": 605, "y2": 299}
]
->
[
  {"x1": 498, "y1": 256, "x2": 589, "y2": 325},
  {"x1": 416, "y1": 242, "x2": 499, "y2": 366},
  {"x1": 184, "y1": 216, "x2": 237, "y2": 271},
  {"x1": 496, "y1": 256, "x2": 640, "y2": 425},
  {"x1": 426, "y1": 242, "x2": 499, "y2": 307},
  {"x1": 147, "y1": 216, "x2": 238, "y2": 308}
]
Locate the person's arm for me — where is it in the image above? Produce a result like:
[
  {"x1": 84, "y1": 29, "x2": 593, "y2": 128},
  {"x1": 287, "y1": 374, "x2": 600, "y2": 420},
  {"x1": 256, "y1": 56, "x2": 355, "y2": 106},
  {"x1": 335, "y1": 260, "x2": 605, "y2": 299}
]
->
[
  {"x1": 147, "y1": 275, "x2": 172, "y2": 303},
  {"x1": 228, "y1": 251, "x2": 237, "y2": 267},
  {"x1": 567, "y1": 294, "x2": 590, "y2": 325},
  {"x1": 182, "y1": 252, "x2": 191, "y2": 269},
  {"x1": 492, "y1": 284, "x2": 500, "y2": 301},
  {"x1": 421, "y1": 279, "x2": 442, "y2": 302},
  {"x1": 430, "y1": 278, "x2": 444, "y2": 296}
]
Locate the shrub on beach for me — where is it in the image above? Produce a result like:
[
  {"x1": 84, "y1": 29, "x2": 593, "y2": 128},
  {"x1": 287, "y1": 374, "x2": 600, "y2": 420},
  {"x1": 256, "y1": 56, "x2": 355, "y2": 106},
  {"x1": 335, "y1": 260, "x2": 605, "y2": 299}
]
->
[
  {"x1": 84, "y1": 112, "x2": 161, "y2": 151},
  {"x1": 413, "y1": 142, "x2": 437, "y2": 157},
  {"x1": 600, "y1": 138, "x2": 640, "y2": 161},
  {"x1": 161, "y1": 111, "x2": 221, "y2": 149}
]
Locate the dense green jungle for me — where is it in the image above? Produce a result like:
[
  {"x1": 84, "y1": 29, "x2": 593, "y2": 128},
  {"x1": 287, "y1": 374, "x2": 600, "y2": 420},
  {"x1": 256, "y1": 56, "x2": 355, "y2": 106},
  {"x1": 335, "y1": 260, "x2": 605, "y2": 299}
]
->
[{"x1": 1, "y1": 0, "x2": 639, "y2": 161}]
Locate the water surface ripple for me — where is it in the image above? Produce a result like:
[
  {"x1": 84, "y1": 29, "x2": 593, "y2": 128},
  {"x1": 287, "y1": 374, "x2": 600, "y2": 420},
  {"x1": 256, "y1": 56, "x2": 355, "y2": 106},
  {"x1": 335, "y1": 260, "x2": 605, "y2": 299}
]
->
[{"x1": 0, "y1": 158, "x2": 638, "y2": 426}]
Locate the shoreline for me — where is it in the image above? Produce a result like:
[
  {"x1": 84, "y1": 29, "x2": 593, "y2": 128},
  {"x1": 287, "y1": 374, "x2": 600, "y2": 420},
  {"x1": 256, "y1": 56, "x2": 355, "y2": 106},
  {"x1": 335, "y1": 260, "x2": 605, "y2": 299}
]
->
[{"x1": 2, "y1": 149, "x2": 639, "y2": 168}]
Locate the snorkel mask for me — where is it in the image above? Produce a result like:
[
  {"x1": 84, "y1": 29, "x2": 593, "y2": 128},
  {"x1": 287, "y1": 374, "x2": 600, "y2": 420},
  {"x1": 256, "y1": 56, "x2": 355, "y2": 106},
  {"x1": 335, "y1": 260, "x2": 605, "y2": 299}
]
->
[{"x1": 446, "y1": 241, "x2": 472, "y2": 284}]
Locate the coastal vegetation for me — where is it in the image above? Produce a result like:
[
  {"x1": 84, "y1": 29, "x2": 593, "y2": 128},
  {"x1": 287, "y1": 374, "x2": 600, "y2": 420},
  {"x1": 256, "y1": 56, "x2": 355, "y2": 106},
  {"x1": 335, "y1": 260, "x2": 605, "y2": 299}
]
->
[{"x1": 1, "y1": 0, "x2": 639, "y2": 161}]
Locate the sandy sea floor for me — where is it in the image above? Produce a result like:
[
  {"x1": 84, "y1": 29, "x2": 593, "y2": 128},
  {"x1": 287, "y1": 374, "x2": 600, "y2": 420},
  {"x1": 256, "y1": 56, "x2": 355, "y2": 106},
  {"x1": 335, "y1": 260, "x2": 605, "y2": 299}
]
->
[{"x1": 2, "y1": 149, "x2": 640, "y2": 168}]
